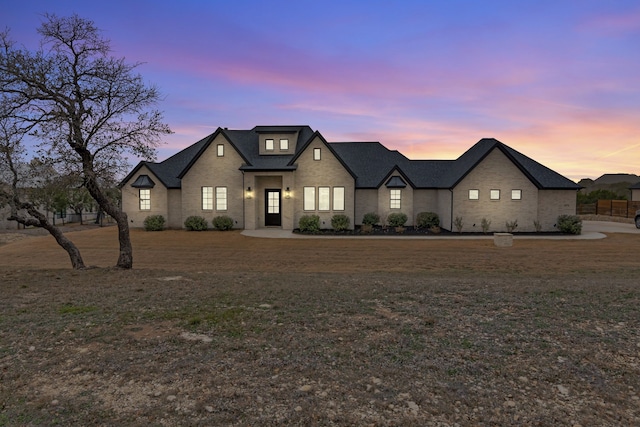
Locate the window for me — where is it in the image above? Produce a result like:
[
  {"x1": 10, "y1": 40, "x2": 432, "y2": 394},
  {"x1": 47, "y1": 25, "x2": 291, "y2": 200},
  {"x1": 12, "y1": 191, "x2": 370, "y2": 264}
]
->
[
  {"x1": 318, "y1": 187, "x2": 330, "y2": 211},
  {"x1": 217, "y1": 144, "x2": 224, "y2": 157},
  {"x1": 280, "y1": 139, "x2": 289, "y2": 150},
  {"x1": 390, "y1": 189, "x2": 401, "y2": 209},
  {"x1": 511, "y1": 189, "x2": 522, "y2": 200},
  {"x1": 490, "y1": 189, "x2": 500, "y2": 200},
  {"x1": 333, "y1": 187, "x2": 345, "y2": 211},
  {"x1": 202, "y1": 186, "x2": 213, "y2": 210},
  {"x1": 469, "y1": 189, "x2": 479, "y2": 200},
  {"x1": 216, "y1": 187, "x2": 227, "y2": 211},
  {"x1": 313, "y1": 148, "x2": 321, "y2": 160},
  {"x1": 265, "y1": 139, "x2": 274, "y2": 151},
  {"x1": 303, "y1": 187, "x2": 315, "y2": 210},
  {"x1": 139, "y1": 189, "x2": 150, "y2": 210}
]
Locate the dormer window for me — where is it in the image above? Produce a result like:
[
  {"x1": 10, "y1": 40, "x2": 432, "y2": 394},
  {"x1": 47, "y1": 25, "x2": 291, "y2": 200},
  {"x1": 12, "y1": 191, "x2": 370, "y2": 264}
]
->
[
  {"x1": 265, "y1": 139, "x2": 274, "y2": 151},
  {"x1": 280, "y1": 139, "x2": 289, "y2": 150}
]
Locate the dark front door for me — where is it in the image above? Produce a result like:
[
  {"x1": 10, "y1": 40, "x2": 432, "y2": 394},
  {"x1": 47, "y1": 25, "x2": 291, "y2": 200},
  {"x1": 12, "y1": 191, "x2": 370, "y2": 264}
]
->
[{"x1": 265, "y1": 189, "x2": 281, "y2": 226}]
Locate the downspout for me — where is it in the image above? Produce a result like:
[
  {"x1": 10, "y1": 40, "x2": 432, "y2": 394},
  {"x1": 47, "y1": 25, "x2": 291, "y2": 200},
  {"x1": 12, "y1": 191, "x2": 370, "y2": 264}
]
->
[
  {"x1": 450, "y1": 188, "x2": 454, "y2": 232},
  {"x1": 242, "y1": 171, "x2": 245, "y2": 230}
]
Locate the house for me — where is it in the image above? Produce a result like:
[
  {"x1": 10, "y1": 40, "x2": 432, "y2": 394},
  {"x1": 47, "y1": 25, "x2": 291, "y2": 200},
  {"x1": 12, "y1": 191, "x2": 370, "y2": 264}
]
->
[{"x1": 120, "y1": 125, "x2": 581, "y2": 232}]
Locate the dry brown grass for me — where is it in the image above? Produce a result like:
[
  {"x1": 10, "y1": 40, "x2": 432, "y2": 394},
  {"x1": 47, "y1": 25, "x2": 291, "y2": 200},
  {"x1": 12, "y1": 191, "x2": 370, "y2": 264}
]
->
[{"x1": 1, "y1": 227, "x2": 639, "y2": 425}]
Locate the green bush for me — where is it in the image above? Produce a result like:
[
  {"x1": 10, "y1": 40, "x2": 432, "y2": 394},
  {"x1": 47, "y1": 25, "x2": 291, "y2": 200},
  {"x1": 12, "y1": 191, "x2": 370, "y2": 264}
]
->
[
  {"x1": 143, "y1": 215, "x2": 165, "y2": 231},
  {"x1": 362, "y1": 212, "x2": 380, "y2": 226},
  {"x1": 184, "y1": 215, "x2": 208, "y2": 231},
  {"x1": 299, "y1": 214, "x2": 320, "y2": 233},
  {"x1": 212, "y1": 215, "x2": 234, "y2": 231},
  {"x1": 557, "y1": 214, "x2": 582, "y2": 235},
  {"x1": 416, "y1": 211, "x2": 439, "y2": 228},
  {"x1": 331, "y1": 214, "x2": 350, "y2": 231},
  {"x1": 387, "y1": 212, "x2": 408, "y2": 227}
]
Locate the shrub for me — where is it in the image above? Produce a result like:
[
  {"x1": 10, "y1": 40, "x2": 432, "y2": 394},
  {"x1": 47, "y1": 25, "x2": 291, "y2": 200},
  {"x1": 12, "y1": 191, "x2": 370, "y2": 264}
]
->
[
  {"x1": 144, "y1": 215, "x2": 165, "y2": 231},
  {"x1": 299, "y1": 214, "x2": 320, "y2": 233},
  {"x1": 212, "y1": 215, "x2": 234, "y2": 231},
  {"x1": 416, "y1": 211, "x2": 439, "y2": 228},
  {"x1": 557, "y1": 214, "x2": 582, "y2": 235},
  {"x1": 387, "y1": 212, "x2": 408, "y2": 227},
  {"x1": 533, "y1": 219, "x2": 542, "y2": 233},
  {"x1": 454, "y1": 216, "x2": 464, "y2": 233},
  {"x1": 505, "y1": 219, "x2": 518, "y2": 233},
  {"x1": 184, "y1": 215, "x2": 208, "y2": 231},
  {"x1": 362, "y1": 212, "x2": 380, "y2": 226},
  {"x1": 331, "y1": 214, "x2": 350, "y2": 231},
  {"x1": 481, "y1": 218, "x2": 491, "y2": 234}
]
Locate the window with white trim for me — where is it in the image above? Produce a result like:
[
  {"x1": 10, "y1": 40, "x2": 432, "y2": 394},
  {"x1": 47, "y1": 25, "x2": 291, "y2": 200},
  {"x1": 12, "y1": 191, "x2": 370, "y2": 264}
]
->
[
  {"x1": 333, "y1": 187, "x2": 345, "y2": 211},
  {"x1": 490, "y1": 189, "x2": 500, "y2": 200},
  {"x1": 313, "y1": 148, "x2": 321, "y2": 160},
  {"x1": 216, "y1": 187, "x2": 227, "y2": 211},
  {"x1": 511, "y1": 189, "x2": 522, "y2": 200},
  {"x1": 265, "y1": 139, "x2": 274, "y2": 151},
  {"x1": 318, "y1": 187, "x2": 330, "y2": 211},
  {"x1": 303, "y1": 187, "x2": 315, "y2": 210},
  {"x1": 469, "y1": 189, "x2": 479, "y2": 200},
  {"x1": 390, "y1": 189, "x2": 401, "y2": 209},
  {"x1": 217, "y1": 144, "x2": 224, "y2": 157},
  {"x1": 139, "y1": 189, "x2": 150, "y2": 210},
  {"x1": 202, "y1": 186, "x2": 213, "y2": 210},
  {"x1": 280, "y1": 138, "x2": 289, "y2": 150}
]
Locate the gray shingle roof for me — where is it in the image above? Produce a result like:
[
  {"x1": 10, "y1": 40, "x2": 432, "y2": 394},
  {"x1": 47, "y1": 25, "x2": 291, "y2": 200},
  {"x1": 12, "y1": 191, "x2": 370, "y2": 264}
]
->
[{"x1": 121, "y1": 128, "x2": 580, "y2": 192}]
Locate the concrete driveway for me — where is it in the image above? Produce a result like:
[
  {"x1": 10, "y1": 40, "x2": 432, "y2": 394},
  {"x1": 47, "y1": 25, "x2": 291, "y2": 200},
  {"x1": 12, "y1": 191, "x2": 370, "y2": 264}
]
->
[{"x1": 582, "y1": 220, "x2": 640, "y2": 235}]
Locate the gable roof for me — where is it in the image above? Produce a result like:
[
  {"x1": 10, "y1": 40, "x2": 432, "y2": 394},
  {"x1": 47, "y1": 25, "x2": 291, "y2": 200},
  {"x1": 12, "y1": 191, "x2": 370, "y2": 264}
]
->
[
  {"x1": 120, "y1": 127, "x2": 580, "y2": 192},
  {"x1": 441, "y1": 138, "x2": 581, "y2": 190}
]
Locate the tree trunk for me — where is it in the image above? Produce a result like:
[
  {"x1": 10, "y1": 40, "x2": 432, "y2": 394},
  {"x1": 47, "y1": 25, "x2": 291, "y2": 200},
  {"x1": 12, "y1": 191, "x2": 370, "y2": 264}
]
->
[
  {"x1": 82, "y1": 169, "x2": 133, "y2": 269},
  {"x1": 112, "y1": 209, "x2": 133, "y2": 269},
  {"x1": 9, "y1": 206, "x2": 86, "y2": 270}
]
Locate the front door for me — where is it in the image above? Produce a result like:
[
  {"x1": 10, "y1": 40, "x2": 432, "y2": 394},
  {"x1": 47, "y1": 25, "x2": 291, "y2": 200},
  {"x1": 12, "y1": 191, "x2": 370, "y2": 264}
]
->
[{"x1": 265, "y1": 189, "x2": 281, "y2": 226}]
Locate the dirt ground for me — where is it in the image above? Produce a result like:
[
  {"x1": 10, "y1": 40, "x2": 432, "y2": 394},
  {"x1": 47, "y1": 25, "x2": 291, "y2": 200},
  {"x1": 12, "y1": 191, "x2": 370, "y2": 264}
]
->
[{"x1": 1, "y1": 226, "x2": 639, "y2": 425}]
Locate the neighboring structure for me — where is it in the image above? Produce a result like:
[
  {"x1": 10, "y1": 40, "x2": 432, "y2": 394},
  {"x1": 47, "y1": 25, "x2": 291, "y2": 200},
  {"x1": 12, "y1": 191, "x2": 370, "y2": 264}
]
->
[
  {"x1": 631, "y1": 182, "x2": 640, "y2": 201},
  {"x1": 120, "y1": 125, "x2": 581, "y2": 232}
]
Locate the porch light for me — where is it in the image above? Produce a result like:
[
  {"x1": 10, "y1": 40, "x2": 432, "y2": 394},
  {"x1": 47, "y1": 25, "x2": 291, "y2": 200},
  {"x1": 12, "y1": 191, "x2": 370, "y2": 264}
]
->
[
  {"x1": 246, "y1": 186, "x2": 253, "y2": 199},
  {"x1": 285, "y1": 187, "x2": 291, "y2": 199}
]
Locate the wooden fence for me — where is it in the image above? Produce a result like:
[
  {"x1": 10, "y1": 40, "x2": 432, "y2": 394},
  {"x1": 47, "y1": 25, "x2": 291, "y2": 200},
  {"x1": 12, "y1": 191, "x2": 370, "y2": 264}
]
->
[{"x1": 577, "y1": 200, "x2": 640, "y2": 218}]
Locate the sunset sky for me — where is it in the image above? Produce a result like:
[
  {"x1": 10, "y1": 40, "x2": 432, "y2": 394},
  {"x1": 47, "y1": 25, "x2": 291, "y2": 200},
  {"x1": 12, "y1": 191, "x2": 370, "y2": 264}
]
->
[{"x1": 4, "y1": 1, "x2": 640, "y2": 181}]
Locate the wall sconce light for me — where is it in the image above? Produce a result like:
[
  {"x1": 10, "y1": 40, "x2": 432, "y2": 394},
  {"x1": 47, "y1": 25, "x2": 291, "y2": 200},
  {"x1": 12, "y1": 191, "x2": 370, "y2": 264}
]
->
[
  {"x1": 246, "y1": 186, "x2": 253, "y2": 199},
  {"x1": 285, "y1": 186, "x2": 291, "y2": 199}
]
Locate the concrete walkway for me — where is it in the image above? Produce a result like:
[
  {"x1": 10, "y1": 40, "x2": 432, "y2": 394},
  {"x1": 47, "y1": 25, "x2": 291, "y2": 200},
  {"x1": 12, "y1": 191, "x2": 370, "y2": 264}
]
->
[{"x1": 241, "y1": 221, "x2": 639, "y2": 240}]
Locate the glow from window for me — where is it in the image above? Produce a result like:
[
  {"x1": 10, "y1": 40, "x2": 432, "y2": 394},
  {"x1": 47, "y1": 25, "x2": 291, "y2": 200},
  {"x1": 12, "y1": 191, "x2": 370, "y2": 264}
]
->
[
  {"x1": 390, "y1": 189, "x2": 401, "y2": 209},
  {"x1": 280, "y1": 139, "x2": 289, "y2": 150},
  {"x1": 304, "y1": 187, "x2": 315, "y2": 210},
  {"x1": 469, "y1": 189, "x2": 479, "y2": 200},
  {"x1": 490, "y1": 189, "x2": 500, "y2": 200},
  {"x1": 265, "y1": 139, "x2": 274, "y2": 150},
  {"x1": 139, "y1": 189, "x2": 150, "y2": 210},
  {"x1": 313, "y1": 148, "x2": 321, "y2": 160},
  {"x1": 217, "y1": 144, "x2": 224, "y2": 156},
  {"x1": 512, "y1": 189, "x2": 522, "y2": 200},
  {"x1": 333, "y1": 187, "x2": 345, "y2": 211},
  {"x1": 202, "y1": 186, "x2": 213, "y2": 210},
  {"x1": 319, "y1": 187, "x2": 330, "y2": 211},
  {"x1": 216, "y1": 187, "x2": 227, "y2": 210}
]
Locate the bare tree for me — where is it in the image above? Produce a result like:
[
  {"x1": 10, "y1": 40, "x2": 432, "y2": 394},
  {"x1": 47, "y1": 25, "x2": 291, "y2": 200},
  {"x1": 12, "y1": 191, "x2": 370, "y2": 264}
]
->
[
  {"x1": 0, "y1": 101, "x2": 86, "y2": 269},
  {"x1": 0, "y1": 15, "x2": 171, "y2": 268}
]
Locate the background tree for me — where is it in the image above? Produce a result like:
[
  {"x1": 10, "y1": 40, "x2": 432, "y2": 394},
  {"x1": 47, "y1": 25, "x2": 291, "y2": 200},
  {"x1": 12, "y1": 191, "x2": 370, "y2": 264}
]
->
[{"x1": 0, "y1": 14, "x2": 171, "y2": 268}]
